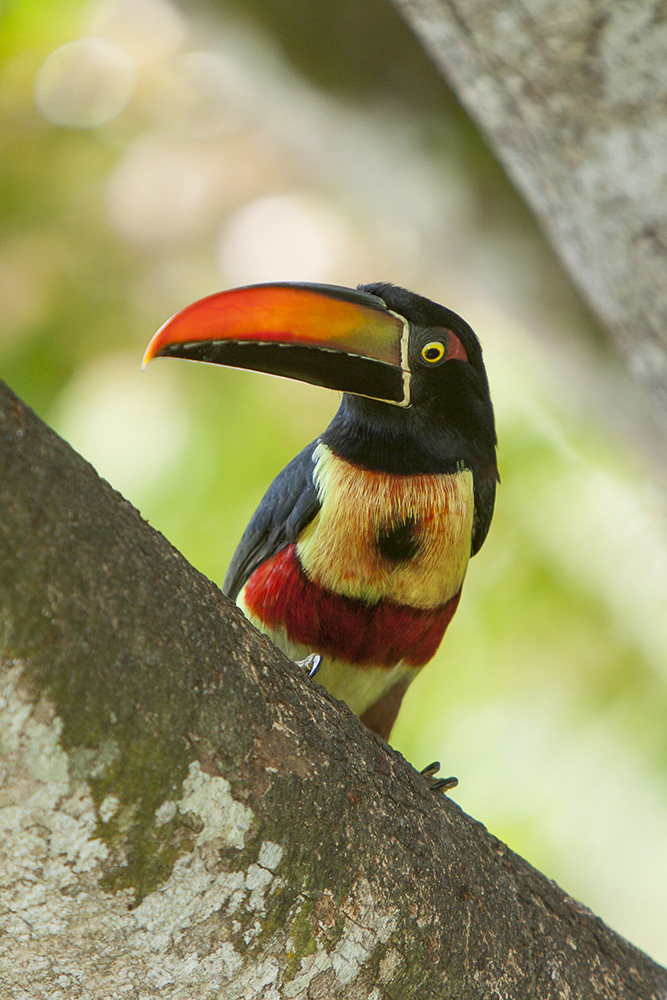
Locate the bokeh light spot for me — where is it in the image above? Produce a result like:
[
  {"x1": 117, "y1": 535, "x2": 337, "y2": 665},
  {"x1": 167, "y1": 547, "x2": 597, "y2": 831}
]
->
[
  {"x1": 89, "y1": 0, "x2": 186, "y2": 62},
  {"x1": 35, "y1": 38, "x2": 135, "y2": 128},
  {"x1": 107, "y1": 139, "x2": 209, "y2": 243},
  {"x1": 217, "y1": 194, "x2": 346, "y2": 285},
  {"x1": 54, "y1": 354, "x2": 189, "y2": 498}
]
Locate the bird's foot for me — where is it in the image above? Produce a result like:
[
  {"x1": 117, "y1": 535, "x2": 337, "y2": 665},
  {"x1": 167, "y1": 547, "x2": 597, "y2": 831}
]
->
[
  {"x1": 421, "y1": 761, "x2": 458, "y2": 794},
  {"x1": 295, "y1": 653, "x2": 322, "y2": 678}
]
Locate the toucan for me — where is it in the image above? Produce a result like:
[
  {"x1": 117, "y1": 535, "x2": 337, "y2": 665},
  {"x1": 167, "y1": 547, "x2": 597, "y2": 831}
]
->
[{"x1": 143, "y1": 282, "x2": 497, "y2": 745}]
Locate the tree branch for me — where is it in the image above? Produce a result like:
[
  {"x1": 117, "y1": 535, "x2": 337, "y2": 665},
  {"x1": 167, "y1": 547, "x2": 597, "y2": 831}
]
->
[
  {"x1": 1, "y1": 380, "x2": 665, "y2": 996},
  {"x1": 393, "y1": 0, "x2": 667, "y2": 441}
]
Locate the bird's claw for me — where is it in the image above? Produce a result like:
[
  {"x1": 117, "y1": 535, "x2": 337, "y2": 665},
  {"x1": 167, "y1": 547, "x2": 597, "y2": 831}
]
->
[
  {"x1": 295, "y1": 653, "x2": 322, "y2": 678},
  {"x1": 421, "y1": 760, "x2": 458, "y2": 793}
]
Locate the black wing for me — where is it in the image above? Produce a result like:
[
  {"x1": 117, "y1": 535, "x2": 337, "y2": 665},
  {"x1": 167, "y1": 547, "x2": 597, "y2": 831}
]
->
[
  {"x1": 471, "y1": 471, "x2": 498, "y2": 557},
  {"x1": 223, "y1": 441, "x2": 321, "y2": 600}
]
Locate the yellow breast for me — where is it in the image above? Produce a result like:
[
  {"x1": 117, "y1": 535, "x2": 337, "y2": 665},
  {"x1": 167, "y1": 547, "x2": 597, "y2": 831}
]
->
[{"x1": 296, "y1": 443, "x2": 474, "y2": 609}]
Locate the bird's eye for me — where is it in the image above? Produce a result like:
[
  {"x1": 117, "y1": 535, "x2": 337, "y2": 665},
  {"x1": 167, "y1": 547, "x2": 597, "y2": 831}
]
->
[{"x1": 421, "y1": 341, "x2": 445, "y2": 364}]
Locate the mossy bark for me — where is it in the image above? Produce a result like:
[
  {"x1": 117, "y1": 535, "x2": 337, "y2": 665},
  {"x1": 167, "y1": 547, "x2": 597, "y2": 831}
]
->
[{"x1": 1, "y1": 378, "x2": 665, "y2": 998}]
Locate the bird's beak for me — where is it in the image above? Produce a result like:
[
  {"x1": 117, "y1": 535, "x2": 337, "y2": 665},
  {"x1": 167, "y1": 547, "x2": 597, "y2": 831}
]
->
[{"x1": 142, "y1": 282, "x2": 411, "y2": 406}]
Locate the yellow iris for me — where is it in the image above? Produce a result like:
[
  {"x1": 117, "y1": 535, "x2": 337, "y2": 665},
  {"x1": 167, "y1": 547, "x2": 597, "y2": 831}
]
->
[{"x1": 421, "y1": 341, "x2": 445, "y2": 363}]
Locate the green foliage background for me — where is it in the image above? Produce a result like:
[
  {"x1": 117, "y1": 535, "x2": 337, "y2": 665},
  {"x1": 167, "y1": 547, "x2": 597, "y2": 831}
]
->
[{"x1": 2, "y1": 0, "x2": 666, "y2": 963}]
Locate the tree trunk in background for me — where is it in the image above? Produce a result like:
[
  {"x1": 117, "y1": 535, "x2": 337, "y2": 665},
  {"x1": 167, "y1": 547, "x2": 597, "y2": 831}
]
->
[
  {"x1": 2, "y1": 384, "x2": 667, "y2": 999},
  {"x1": 393, "y1": 0, "x2": 667, "y2": 443}
]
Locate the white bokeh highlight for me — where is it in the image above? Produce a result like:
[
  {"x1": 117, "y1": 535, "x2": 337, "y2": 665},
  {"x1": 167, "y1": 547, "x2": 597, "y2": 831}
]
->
[
  {"x1": 217, "y1": 194, "x2": 347, "y2": 285},
  {"x1": 35, "y1": 38, "x2": 136, "y2": 128}
]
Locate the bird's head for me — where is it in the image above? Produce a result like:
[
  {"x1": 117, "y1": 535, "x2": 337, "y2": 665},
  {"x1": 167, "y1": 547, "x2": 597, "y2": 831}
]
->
[{"x1": 143, "y1": 280, "x2": 496, "y2": 472}]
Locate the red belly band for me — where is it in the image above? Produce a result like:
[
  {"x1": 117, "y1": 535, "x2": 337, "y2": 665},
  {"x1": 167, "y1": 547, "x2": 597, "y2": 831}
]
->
[{"x1": 242, "y1": 544, "x2": 461, "y2": 668}]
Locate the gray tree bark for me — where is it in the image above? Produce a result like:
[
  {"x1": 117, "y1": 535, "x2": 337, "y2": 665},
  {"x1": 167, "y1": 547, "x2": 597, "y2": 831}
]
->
[
  {"x1": 1, "y1": 383, "x2": 666, "y2": 1000},
  {"x1": 392, "y1": 0, "x2": 667, "y2": 442}
]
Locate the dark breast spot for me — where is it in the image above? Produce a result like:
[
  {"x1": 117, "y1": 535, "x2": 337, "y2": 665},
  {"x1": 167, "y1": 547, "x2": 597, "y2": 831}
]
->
[{"x1": 377, "y1": 517, "x2": 420, "y2": 562}]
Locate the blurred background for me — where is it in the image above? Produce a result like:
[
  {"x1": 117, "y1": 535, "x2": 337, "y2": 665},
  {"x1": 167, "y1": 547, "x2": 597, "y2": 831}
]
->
[{"x1": 2, "y1": 0, "x2": 667, "y2": 963}]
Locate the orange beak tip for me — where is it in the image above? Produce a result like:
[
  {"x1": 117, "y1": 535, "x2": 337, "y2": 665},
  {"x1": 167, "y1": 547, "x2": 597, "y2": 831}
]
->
[
  {"x1": 141, "y1": 342, "x2": 158, "y2": 370},
  {"x1": 142, "y1": 317, "x2": 173, "y2": 369}
]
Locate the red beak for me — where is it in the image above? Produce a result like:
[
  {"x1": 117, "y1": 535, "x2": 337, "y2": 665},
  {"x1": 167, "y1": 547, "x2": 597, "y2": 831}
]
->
[{"x1": 143, "y1": 282, "x2": 411, "y2": 405}]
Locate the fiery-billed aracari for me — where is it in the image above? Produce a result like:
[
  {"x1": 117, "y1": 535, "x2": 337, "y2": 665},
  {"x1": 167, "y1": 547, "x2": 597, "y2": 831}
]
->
[{"x1": 144, "y1": 282, "x2": 497, "y2": 742}]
